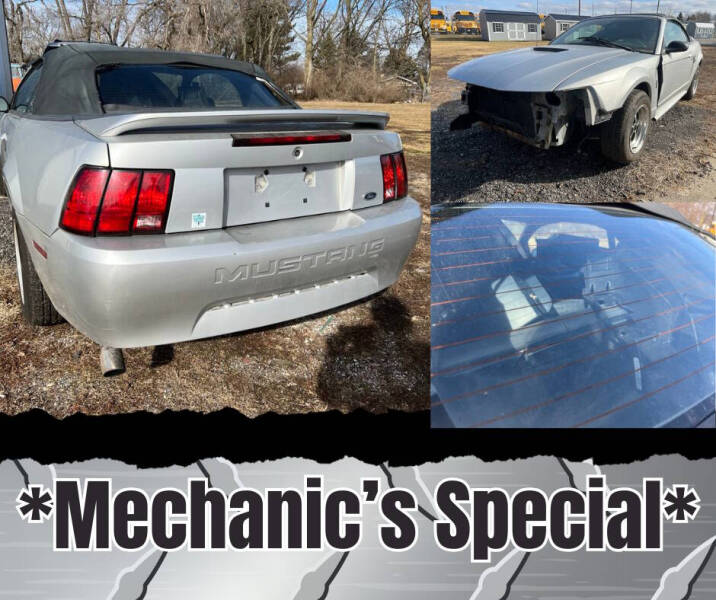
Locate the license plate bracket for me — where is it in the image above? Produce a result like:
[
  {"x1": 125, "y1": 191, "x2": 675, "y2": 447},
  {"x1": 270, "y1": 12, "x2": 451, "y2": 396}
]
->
[{"x1": 225, "y1": 162, "x2": 343, "y2": 226}]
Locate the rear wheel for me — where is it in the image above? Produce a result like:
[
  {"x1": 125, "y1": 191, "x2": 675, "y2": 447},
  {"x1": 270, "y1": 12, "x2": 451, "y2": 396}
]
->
[
  {"x1": 600, "y1": 89, "x2": 650, "y2": 164},
  {"x1": 12, "y1": 212, "x2": 63, "y2": 326},
  {"x1": 683, "y1": 66, "x2": 699, "y2": 100}
]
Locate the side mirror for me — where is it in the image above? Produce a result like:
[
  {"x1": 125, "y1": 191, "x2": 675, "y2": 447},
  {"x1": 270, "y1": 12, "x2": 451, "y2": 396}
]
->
[
  {"x1": 0, "y1": 97, "x2": 8, "y2": 113},
  {"x1": 666, "y1": 40, "x2": 688, "y2": 53}
]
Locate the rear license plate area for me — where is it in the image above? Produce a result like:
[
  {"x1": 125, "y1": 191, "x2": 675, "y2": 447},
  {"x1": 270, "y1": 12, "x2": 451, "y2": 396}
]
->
[{"x1": 225, "y1": 162, "x2": 343, "y2": 226}]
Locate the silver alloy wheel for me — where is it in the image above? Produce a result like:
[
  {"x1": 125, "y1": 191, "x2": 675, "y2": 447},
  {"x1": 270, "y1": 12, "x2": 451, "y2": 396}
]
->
[
  {"x1": 629, "y1": 105, "x2": 649, "y2": 154},
  {"x1": 691, "y1": 73, "x2": 699, "y2": 95},
  {"x1": 12, "y1": 218, "x2": 25, "y2": 304}
]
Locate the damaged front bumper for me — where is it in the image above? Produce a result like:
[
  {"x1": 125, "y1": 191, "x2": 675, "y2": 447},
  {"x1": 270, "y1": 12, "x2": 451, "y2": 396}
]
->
[{"x1": 451, "y1": 85, "x2": 612, "y2": 149}]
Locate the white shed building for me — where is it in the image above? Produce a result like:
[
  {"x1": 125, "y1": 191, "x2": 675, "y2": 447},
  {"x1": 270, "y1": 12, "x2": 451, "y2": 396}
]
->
[
  {"x1": 686, "y1": 22, "x2": 715, "y2": 39},
  {"x1": 544, "y1": 14, "x2": 586, "y2": 40},
  {"x1": 479, "y1": 10, "x2": 542, "y2": 41}
]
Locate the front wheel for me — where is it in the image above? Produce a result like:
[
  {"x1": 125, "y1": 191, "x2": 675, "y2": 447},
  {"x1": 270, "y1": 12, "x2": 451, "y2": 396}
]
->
[
  {"x1": 12, "y1": 212, "x2": 63, "y2": 326},
  {"x1": 600, "y1": 89, "x2": 651, "y2": 164},
  {"x1": 684, "y1": 66, "x2": 699, "y2": 100}
]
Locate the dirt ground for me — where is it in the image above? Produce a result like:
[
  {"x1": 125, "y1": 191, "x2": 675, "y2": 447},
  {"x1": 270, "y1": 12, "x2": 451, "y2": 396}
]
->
[
  {"x1": 431, "y1": 38, "x2": 716, "y2": 205},
  {"x1": 0, "y1": 100, "x2": 430, "y2": 417}
]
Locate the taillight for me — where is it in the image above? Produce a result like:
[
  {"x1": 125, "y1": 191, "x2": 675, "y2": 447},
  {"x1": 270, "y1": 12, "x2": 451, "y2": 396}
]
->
[
  {"x1": 61, "y1": 167, "x2": 173, "y2": 236},
  {"x1": 134, "y1": 171, "x2": 172, "y2": 232},
  {"x1": 96, "y1": 170, "x2": 141, "y2": 234},
  {"x1": 60, "y1": 168, "x2": 109, "y2": 234},
  {"x1": 380, "y1": 154, "x2": 396, "y2": 201},
  {"x1": 380, "y1": 151, "x2": 408, "y2": 203},
  {"x1": 395, "y1": 152, "x2": 408, "y2": 199}
]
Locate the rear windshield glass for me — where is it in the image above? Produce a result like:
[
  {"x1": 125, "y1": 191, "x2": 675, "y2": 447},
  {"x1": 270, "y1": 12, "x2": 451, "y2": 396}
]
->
[
  {"x1": 97, "y1": 64, "x2": 289, "y2": 112},
  {"x1": 431, "y1": 204, "x2": 716, "y2": 429},
  {"x1": 552, "y1": 16, "x2": 661, "y2": 52}
]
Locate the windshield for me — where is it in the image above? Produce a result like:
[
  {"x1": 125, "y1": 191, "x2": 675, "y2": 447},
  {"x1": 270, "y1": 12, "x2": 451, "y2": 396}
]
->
[
  {"x1": 97, "y1": 64, "x2": 290, "y2": 112},
  {"x1": 551, "y1": 16, "x2": 661, "y2": 53},
  {"x1": 432, "y1": 12, "x2": 445, "y2": 19},
  {"x1": 431, "y1": 204, "x2": 716, "y2": 429},
  {"x1": 455, "y1": 15, "x2": 475, "y2": 21}
]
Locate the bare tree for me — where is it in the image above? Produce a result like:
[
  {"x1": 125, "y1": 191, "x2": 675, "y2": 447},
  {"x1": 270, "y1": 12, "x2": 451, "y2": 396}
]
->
[
  {"x1": 291, "y1": 0, "x2": 338, "y2": 92},
  {"x1": 3, "y1": 0, "x2": 428, "y2": 102}
]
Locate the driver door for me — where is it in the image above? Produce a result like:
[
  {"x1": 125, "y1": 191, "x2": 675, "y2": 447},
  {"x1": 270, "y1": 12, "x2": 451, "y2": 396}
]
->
[{"x1": 659, "y1": 20, "x2": 697, "y2": 106}]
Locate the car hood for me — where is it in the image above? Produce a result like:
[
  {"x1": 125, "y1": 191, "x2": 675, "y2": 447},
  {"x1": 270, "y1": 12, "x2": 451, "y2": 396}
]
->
[{"x1": 447, "y1": 44, "x2": 653, "y2": 92}]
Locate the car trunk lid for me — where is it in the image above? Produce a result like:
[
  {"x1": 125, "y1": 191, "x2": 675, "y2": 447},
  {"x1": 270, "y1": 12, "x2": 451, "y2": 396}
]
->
[{"x1": 74, "y1": 109, "x2": 399, "y2": 233}]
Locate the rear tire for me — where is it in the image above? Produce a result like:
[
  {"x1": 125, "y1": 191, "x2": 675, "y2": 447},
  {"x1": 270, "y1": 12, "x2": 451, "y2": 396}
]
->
[
  {"x1": 12, "y1": 212, "x2": 63, "y2": 326},
  {"x1": 683, "y1": 66, "x2": 699, "y2": 100},
  {"x1": 600, "y1": 89, "x2": 650, "y2": 164}
]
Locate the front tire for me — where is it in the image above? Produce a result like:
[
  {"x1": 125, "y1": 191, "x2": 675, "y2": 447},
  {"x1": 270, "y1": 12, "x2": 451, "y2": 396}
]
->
[
  {"x1": 600, "y1": 89, "x2": 651, "y2": 164},
  {"x1": 683, "y1": 66, "x2": 699, "y2": 100},
  {"x1": 12, "y1": 212, "x2": 63, "y2": 326}
]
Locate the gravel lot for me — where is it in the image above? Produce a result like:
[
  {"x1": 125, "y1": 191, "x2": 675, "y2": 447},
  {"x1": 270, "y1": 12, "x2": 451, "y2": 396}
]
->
[
  {"x1": 0, "y1": 101, "x2": 430, "y2": 417},
  {"x1": 431, "y1": 39, "x2": 716, "y2": 205}
]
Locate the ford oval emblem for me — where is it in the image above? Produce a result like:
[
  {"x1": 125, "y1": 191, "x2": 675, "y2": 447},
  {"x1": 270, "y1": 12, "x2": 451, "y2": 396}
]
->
[{"x1": 364, "y1": 192, "x2": 377, "y2": 200}]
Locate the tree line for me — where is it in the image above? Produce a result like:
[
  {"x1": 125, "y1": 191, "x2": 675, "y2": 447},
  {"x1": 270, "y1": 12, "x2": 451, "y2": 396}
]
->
[{"x1": 2, "y1": 0, "x2": 429, "y2": 102}]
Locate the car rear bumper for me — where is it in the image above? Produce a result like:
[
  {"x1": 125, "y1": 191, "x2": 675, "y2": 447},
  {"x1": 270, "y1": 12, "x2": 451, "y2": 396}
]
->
[{"x1": 23, "y1": 198, "x2": 421, "y2": 348}]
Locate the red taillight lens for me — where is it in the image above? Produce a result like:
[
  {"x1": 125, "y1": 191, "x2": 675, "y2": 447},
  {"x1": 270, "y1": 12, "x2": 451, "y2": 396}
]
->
[
  {"x1": 380, "y1": 151, "x2": 407, "y2": 202},
  {"x1": 394, "y1": 152, "x2": 408, "y2": 199},
  {"x1": 60, "y1": 168, "x2": 109, "y2": 234},
  {"x1": 134, "y1": 171, "x2": 172, "y2": 232},
  {"x1": 96, "y1": 170, "x2": 141, "y2": 234},
  {"x1": 61, "y1": 167, "x2": 172, "y2": 236},
  {"x1": 381, "y1": 154, "x2": 396, "y2": 201}
]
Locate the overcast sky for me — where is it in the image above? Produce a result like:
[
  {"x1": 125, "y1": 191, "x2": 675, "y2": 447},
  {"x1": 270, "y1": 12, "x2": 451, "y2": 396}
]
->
[{"x1": 434, "y1": 0, "x2": 716, "y2": 18}]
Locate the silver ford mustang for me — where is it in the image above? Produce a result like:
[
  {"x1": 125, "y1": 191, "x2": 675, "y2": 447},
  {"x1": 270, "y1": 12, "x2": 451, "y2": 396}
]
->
[
  {"x1": 448, "y1": 14, "x2": 702, "y2": 163},
  {"x1": 1, "y1": 41, "x2": 421, "y2": 373}
]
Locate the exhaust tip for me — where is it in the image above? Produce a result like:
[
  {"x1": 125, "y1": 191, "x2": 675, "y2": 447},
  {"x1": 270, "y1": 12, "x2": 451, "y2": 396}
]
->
[{"x1": 100, "y1": 346, "x2": 126, "y2": 377}]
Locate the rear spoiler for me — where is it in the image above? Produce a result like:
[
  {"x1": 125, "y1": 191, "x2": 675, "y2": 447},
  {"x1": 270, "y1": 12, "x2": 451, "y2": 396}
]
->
[{"x1": 74, "y1": 109, "x2": 390, "y2": 138}]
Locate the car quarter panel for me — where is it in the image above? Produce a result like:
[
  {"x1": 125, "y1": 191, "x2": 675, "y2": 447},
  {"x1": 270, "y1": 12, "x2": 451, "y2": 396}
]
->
[
  {"x1": 1, "y1": 116, "x2": 108, "y2": 235},
  {"x1": 19, "y1": 198, "x2": 421, "y2": 348}
]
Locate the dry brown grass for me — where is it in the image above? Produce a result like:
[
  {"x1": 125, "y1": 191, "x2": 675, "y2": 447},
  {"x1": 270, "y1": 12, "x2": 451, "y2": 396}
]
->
[
  {"x1": 302, "y1": 100, "x2": 430, "y2": 155},
  {"x1": 0, "y1": 101, "x2": 430, "y2": 418}
]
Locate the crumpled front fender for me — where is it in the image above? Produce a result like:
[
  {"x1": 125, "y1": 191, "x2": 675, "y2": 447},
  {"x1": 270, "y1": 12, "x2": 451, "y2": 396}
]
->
[{"x1": 556, "y1": 61, "x2": 659, "y2": 124}]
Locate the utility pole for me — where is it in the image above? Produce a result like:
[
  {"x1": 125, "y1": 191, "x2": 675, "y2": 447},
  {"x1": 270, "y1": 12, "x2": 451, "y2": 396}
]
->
[{"x1": 578, "y1": 0, "x2": 581, "y2": 15}]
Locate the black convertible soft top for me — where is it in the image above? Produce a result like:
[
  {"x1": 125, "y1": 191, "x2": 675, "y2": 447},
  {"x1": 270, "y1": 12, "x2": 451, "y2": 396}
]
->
[{"x1": 30, "y1": 41, "x2": 288, "y2": 117}]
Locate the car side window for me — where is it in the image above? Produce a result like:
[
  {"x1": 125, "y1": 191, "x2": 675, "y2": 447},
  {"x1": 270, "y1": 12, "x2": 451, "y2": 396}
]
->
[
  {"x1": 11, "y1": 64, "x2": 42, "y2": 114},
  {"x1": 663, "y1": 21, "x2": 689, "y2": 50}
]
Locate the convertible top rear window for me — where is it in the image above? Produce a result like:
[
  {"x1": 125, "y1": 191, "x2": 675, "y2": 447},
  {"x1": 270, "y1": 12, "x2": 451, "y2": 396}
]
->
[
  {"x1": 97, "y1": 64, "x2": 289, "y2": 112},
  {"x1": 431, "y1": 203, "x2": 716, "y2": 428}
]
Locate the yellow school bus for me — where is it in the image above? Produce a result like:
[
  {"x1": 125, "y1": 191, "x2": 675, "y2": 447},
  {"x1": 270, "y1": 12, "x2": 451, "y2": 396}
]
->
[
  {"x1": 452, "y1": 10, "x2": 479, "y2": 35},
  {"x1": 431, "y1": 9, "x2": 451, "y2": 34}
]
